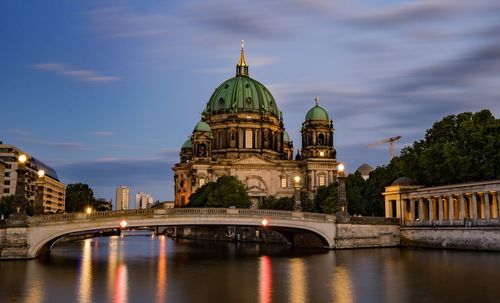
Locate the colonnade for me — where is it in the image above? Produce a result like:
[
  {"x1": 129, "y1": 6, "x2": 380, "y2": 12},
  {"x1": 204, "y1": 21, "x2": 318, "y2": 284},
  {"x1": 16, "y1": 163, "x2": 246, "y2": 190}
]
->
[{"x1": 384, "y1": 180, "x2": 500, "y2": 226}]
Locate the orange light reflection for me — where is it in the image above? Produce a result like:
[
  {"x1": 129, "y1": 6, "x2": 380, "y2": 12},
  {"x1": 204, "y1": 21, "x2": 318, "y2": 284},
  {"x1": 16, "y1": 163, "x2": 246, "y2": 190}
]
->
[
  {"x1": 156, "y1": 235, "x2": 167, "y2": 303},
  {"x1": 259, "y1": 255, "x2": 272, "y2": 303}
]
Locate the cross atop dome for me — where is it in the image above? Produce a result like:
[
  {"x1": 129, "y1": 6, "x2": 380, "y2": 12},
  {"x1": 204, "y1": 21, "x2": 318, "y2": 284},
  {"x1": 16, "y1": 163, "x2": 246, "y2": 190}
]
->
[
  {"x1": 236, "y1": 40, "x2": 249, "y2": 76},
  {"x1": 315, "y1": 97, "x2": 319, "y2": 106}
]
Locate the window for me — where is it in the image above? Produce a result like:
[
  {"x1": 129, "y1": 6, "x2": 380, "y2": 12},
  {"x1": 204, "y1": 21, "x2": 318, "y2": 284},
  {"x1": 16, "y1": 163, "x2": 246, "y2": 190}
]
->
[
  {"x1": 245, "y1": 129, "x2": 253, "y2": 148},
  {"x1": 281, "y1": 177, "x2": 287, "y2": 188},
  {"x1": 198, "y1": 177, "x2": 206, "y2": 187},
  {"x1": 319, "y1": 175, "x2": 326, "y2": 186},
  {"x1": 3, "y1": 188, "x2": 9, "y2": 193},
  {"x1": 4, "y1": 180, "x2": 10, "y2": 185},
  {"x1": 5, "y1": 172, "x2": 10, "y2": 177}
]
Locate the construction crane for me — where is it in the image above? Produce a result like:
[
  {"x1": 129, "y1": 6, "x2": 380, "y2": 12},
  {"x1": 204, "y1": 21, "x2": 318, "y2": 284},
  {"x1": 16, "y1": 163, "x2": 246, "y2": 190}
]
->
[{"x1": 366, "y1": 136, "x2": 402, "y2": 160}]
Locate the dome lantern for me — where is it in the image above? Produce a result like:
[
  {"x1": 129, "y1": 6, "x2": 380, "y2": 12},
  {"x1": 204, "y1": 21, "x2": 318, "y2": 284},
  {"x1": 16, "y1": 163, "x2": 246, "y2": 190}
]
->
[{"x1": 236, "y1": 40, "x2": 249, "y2": 77}]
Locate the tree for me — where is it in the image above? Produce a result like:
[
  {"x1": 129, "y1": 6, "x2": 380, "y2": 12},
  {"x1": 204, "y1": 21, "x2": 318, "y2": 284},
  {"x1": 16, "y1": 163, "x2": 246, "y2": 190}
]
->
[
  {"x1": 65, "y1": 183, "x2": 96, "y2": 212},
  {"x1": 0, "y1": 196, "x2": 15, "y2": 218},
  {"x1": 395, "y1": 109, "x2": 499, "y2": 185},
  {"x1": 188, "y1": 176, "x2": 251, "y2": 208},
  {"x1": 261, "y1": 196, "x2": 295, "y2": 211},
  {"x1": 345, "y1": 172, "x2": 368, "y2": 215},
  {"x1": 314, "y1": 183, "x2": 339, "y2": 214}
]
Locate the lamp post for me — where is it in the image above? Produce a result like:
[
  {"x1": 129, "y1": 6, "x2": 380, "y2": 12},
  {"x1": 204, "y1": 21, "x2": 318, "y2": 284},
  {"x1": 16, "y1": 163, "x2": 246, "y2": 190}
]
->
[
  {"x1": 293, "y1": 175, "x2": 302, "y2": 211},
  {"x1": 35, "y1": 169, "x2": 45, "y2": 215},
  {"x1": 12, "y1": 154, "x2": 28, "y2": 219},
  {"x1": 336, "y1": 163, "x2": 349, "y2": 222}
]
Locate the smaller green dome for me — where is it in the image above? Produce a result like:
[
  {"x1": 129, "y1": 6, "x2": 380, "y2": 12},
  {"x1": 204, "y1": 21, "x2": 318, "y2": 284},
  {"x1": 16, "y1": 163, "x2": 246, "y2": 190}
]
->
[
  {"x1": 283, "y1": 131, "x2": 290, "y2": 143},
  {"x1": 193, "y1": 121, "x2": 211, "y2": 132},
  {"x1": 181, "y1": 139, "x2": 192, "y2": 149},
  {"x1": 305, "y1": 105, "x2": 329, "y2": 122}
]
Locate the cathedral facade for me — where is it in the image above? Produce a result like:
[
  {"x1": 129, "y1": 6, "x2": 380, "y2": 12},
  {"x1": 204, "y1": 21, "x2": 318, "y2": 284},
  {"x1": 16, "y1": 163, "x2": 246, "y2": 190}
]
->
[{"x1": 172, "y1": 45, "x2": 340, "y2": 207}]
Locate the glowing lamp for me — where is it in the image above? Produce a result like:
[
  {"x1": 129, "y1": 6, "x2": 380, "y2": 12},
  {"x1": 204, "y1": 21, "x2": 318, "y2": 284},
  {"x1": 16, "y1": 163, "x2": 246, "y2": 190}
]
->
[
  {"x1": 86, "y1": 207, "x2": 92, "y2": 215},
  {"x1": 294, "y1": 176, "x2": 301, "y2": 183},
  {"x1": 37, "y1": 170, "x2": 45, "y2": 178},
  {"x1": 18, "y1": 154, "x2": 27, "y2": 164},
  {"x1": 337, "y1": 163, "x2": 345, "y2": 172},
  {"x1": 261, "y1": 219, "x2": 269, "y2": 227},
  {"x1": 319, "y1": 151, "x2": 325, "y2": 157},
  {"x1": 120, "y1": 220, "x2": 128, "y2": 228}
]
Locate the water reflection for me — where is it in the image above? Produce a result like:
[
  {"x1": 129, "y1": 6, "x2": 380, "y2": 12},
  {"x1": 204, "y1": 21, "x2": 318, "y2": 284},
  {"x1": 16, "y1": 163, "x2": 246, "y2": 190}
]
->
[
  {"x1": 114, "y1": 264, "x2": 128, "y2": 303},
  {"x1": 156, "y1": 235, "x2": 167, "y2": 303},
  {"x1": 77, "y1": 239, "x2": 93, "y2": 303},
  {"x1": 289, "y1": 258, "x2": 307, "y2": 303},
  {"x1": 332, "y1": 267, "x2": 353, "y2": 303},
  {"x1": 259, "y1": 255, "x2": 272, "y2": 303},
  {"x1": 107, "y1": 236, "x2": 119, "y2": 301}
]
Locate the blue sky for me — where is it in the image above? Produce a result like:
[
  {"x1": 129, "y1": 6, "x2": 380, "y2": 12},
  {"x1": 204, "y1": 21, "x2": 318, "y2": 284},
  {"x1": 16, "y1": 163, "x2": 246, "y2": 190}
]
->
[{"x1": 1, "y1": 0, "x2": 499, "y2": 203}]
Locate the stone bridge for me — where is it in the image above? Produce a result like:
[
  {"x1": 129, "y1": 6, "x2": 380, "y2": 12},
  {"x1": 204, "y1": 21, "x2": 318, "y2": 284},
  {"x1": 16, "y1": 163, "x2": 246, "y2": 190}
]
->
[{"x1": 0, "y1": 208, "x2": 400, "y2": 259}]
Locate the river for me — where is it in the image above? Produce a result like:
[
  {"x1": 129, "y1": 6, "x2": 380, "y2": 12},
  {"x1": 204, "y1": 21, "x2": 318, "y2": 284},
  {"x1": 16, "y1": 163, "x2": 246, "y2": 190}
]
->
[{"x1": 1, "y1": 235, "x2": 500, "y2": 303}]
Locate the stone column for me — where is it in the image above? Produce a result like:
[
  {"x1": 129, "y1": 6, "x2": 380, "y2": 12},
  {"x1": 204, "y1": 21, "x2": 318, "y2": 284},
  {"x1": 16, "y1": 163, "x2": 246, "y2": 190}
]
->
[
  {"x1": 438, "y1": 196, "x2": 444, "y2": 223},
  {"x1": 484, "y1": 192, "x2": 491, "y2": 222},
  {"x1": 385, "y1": 200, "x2": 391, "y2": 218},
  {"x1": 410, "y1": 199, "x2": 416, "y2": 222},
  {"x1": 428, "y1": 197, "x2": 434, "y2": 222},
  {"x1": 492, "y1": 191, "x2": 499, "y2": 220},
  {"x1": 472, "y1": 193, "x2": 478, "y2": 224},
  {"x1": 459, "y1": 194, "x2": 465, "y2": 221},
  {"x1": 449, "y1": 196, "x2": 455, "y2": 224},
  {"x1": 418, "y1": 198, "x2": 425, "y2": 221}
]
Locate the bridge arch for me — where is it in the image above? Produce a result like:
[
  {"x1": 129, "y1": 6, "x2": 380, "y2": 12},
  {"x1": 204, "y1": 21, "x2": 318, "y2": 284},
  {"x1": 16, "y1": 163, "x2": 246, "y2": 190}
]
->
[{"x1": 26, "y1": 209, "x2": 336, "y2": 258}]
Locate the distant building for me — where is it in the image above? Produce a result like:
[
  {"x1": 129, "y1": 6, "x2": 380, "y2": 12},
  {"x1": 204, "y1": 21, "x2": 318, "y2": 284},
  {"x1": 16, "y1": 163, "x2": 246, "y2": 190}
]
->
[
  {"x1": 135, "y1": 192, "x2": 154, "y2": 209},
  {"x1": 0, "y1": 142, "x2": 66, "y2": 213},
  {"x1": 116, "y1": 186, "x2": 130, "y2": 210},
  {"x1": 356, "y1": 164, "x2": 374, "y2": 181},
  {"x1": 0, "y1": 160, "x2": 5, "y2": 196}
]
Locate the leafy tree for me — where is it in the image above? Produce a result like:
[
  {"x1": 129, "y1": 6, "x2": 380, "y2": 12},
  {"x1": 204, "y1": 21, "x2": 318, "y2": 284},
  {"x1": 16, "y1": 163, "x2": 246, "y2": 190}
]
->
[
  {"x1": 261, "y1": 195, "x2": 295, "y2": 211},
  {"x1": 0, "y1": 196, "x2": 16, "y2": 218},
  {"x1": 300, "y1": 192, "x2": 315, "y2": 212},
  {"x1": 395, "y1": 109, "x2": 499, "y2": 185},
  {"x1": 345, "y1": 172, "x2": 368, "y2": 215},
  {"x1": 65, "y1": 183, "x2": 95, "y2": 212},
  {"x1": 188, "y1": 176, "x2": 251, "y2": 208},
  {"x1": 314, "y1": 183, "x2": 339, "y2": 214}
]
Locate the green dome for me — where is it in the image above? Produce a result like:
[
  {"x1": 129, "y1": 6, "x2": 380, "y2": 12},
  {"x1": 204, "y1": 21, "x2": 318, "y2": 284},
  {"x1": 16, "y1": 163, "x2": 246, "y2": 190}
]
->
[
  {"x1": 305, "y1": 105, "x2": 329, "y2": 122},
  {"x1": 193, "y1": 121, "x2": 211, "y2": 132},
  {"x1": 283, "y1": 131, "x2": 290, "y2": 143},
  {"x1": 205, "y1": 76, "x2": 279, "y2": 117},
  {"x1": 181, "y1": 139, "x2": 192, "y2": 149}
]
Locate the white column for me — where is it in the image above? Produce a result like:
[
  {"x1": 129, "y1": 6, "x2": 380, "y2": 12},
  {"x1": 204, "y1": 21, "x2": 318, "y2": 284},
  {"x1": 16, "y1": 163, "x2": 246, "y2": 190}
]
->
[
  {"x1": 418, "y1": 198, "x2": 425, "y2": 221},
  {"x1": 449, "y1": 196, "x2": 455, "y2": 224},
  {"x1": 428, "y1": 197, "x2": 433, "y2": 222},
  {"x1": 459, "y1": 194, "x2": 465, "y2": 221},
  {"x1": 484, "y1": 192, "x2": 491, "y2": 222},
  {"x1": 438, "y1": 196, "x2": 444, "y2": 223},
  {"x1": 472, "y1": 193, "x2": 478, "y2": 224},
  {"x1": 410, "y1": 199, "x2": 416, "y2": 222},
  {"x1": 385, "y1": 200, "x2": 391, "y2": 218}
]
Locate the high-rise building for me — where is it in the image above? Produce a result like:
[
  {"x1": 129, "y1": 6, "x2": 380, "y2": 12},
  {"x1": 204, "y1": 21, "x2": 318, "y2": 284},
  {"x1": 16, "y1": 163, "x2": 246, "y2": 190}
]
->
[
  {"x1": 116, "y1": 186, "x2": 130, "y2": 210},
  {"x1": 135, "y1": 192, "x2": 154, "y2": 209},
  {"x1": 0, "y1": 142, "x2": 66, "y2": 213},
  {"x1": 172, "y1": 45, "x2": 340, "y2": 207}
]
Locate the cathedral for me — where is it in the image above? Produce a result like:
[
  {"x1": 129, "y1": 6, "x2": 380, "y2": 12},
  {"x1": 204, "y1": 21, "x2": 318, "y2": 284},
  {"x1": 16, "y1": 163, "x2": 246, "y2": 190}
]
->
[{"x1": 172, "y1": 43, "x2": 341, "y2": 207}]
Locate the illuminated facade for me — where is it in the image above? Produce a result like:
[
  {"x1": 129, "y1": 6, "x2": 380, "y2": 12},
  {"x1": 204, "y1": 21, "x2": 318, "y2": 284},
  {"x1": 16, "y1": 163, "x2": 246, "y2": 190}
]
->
[
  {"x1": 116, "y1": 186, "x2": 130, "y2": 210},
  {"x1": 0, "y1": 142, "x2": 65, "y2": 213},
  {"x1": 172, "y1": 44, "x2": 341, "y2": 207}
]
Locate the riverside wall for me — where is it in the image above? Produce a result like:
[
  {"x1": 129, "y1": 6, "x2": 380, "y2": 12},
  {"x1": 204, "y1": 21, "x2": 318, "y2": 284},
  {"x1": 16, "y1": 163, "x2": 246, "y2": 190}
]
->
[{"x1": 401, "y1": 227, "x2": 500, "y2": 251}]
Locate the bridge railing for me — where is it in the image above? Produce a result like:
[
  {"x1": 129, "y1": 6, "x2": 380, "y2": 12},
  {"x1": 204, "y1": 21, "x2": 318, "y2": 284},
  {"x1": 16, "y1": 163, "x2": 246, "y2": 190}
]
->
[{"x1": 25, "y1": 208, "x2": 336, "y2": 224}]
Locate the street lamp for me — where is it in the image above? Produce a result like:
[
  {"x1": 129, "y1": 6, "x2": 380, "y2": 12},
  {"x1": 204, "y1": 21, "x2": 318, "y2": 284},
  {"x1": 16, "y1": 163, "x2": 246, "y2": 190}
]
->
[
  {"x1": 293, "y1": 175, "x2": 302, "y2": 211},
  {"x1": 12, "y1": 154, "x2": 29, "y2": 219},
  {"x1": 86, "y1": 207, "x2": 93, "y2": 215},
  {"x1": 336, "y1": 163, "x2": 349, "y2": 222}
]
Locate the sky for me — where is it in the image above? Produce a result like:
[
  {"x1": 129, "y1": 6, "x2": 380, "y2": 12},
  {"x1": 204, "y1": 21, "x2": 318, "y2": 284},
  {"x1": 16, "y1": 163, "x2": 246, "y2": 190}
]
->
[{"x1": 1, "y1": 0, "x2": 499, "y2": 204}]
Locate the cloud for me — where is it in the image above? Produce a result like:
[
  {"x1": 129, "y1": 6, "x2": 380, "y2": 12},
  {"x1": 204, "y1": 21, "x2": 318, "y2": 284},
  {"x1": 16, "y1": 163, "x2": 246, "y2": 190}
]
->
[
  {"x1": 4, "y1": 128, "x2": 32, "y2": 136},
  {"x1": 88, "y1": 131, "x2": 114, "y2": 137},
  {"x1": 30, "y1": 63, "x2": 119, "y2": 82},
  {"x1": 18, "y1": 138, "x2": 90, "y2": 151},
  {"x1": 86, "y1": 6, "x2": 180, "y2": 38}
]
